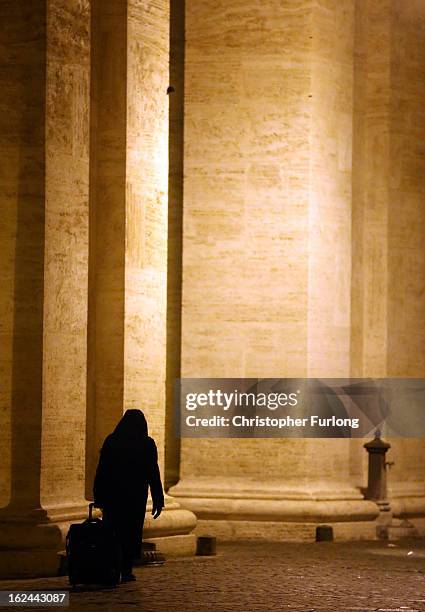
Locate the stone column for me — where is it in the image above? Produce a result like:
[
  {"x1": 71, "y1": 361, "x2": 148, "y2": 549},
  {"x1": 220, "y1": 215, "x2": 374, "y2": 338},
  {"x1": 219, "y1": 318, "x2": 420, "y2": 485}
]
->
[
  {"x1": 387, "y1": 2, "x2": 425, "y2": 526},
  {"x1": 0, "y1": 0, "x2": 46, "y2": 519},
  {"x1": 351, "y1": 0, "x2": 425, "y2": 531},
  {"x1": 171, "y1": 0, "x2": 379, "y2": 540},
  {"x1": 85, "y1": 0, "x2": 127, "y2": 498},
  {"x1": 349, "y1": 0, "x2": 393, "y2": 518},
  {"x1": 41, "y1": 0, "x2": 91, "y2": 517},
  {"x1": 0, "y1": 0, "x2": 91, "y2": 577},
  {"x1": 87, "y1": 0, "x2": 196, "y2": 556}
]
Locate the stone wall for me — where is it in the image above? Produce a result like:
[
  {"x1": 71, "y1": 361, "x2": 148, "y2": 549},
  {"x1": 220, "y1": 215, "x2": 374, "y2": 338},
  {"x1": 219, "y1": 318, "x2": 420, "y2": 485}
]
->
[{"x1": 171, "y1": 0, "x2": 425, "y2": 538}]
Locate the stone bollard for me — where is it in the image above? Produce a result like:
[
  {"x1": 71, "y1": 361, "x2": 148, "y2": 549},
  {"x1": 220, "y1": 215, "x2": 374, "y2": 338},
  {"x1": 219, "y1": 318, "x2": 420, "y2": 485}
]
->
[
  {"x1": 196, "y1": 536, "x2": 216, "y2": 556},
  {"x1": 316, "y1": 525, "x2": 333, "y2": 542}
]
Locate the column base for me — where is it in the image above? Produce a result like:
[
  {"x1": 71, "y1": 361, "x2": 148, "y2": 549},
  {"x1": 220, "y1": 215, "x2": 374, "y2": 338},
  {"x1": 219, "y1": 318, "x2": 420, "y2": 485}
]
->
[
  {"x1": 193, "y1": 519, "x2": 378, "y2": 541},
  {"x1": 143, "y1": 495, "x2": 197, "y2": 556},
  {"x1": 0, "y1": 496, "x2": 196, "y2": 578},
  {"x1": 0, "y1": 502, "x2": 89, "y2": 579},
  {"x1": 169, "y1": 478, "x2": 380, "y2": 542},
  {"x1": 143, "y1": 533, "x2": 197, "y2": 556},
  {"x1": 390, "y1": 481, "x2": 425, "y2": 536},
  {"x1": 0, "y1": 550, "x2": 64, "y2": 580}
]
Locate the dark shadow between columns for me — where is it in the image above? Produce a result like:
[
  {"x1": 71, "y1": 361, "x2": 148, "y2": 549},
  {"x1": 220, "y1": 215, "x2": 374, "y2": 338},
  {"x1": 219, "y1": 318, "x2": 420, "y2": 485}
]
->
[{"x1": 165, "y1": 0, "x2": 185, "y2": 491}]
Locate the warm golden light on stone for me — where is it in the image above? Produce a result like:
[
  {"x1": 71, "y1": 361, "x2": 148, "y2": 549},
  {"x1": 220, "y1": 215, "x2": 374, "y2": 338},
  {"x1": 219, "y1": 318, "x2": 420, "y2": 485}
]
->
[{"x1": 0, "y1": 0, "x2": 425, "y2": 579}]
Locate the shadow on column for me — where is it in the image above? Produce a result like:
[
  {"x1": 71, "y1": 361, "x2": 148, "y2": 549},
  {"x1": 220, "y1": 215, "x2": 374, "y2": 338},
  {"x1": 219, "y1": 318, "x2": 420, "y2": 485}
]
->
[{"x1": 165, "y1": 0, "x2": 185, "y2": 491}]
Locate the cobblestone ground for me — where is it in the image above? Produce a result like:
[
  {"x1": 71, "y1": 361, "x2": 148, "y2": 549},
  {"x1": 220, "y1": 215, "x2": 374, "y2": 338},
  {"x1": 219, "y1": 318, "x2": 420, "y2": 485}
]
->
[{"x1": 1, "y1": 540, "x2": 425, "y2": 612}]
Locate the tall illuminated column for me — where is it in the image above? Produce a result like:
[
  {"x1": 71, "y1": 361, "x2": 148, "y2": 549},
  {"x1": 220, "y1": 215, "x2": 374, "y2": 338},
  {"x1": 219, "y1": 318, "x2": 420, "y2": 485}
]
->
[
  {"x1": 125, "y1": 0, "x2": 196, "y2": 551},
  {"x1": 170, "y1": 0, "x2": 379, "y2": 538},
  {"x1": 0, "y1": 0, "x2": 91, "y2": 577},
  {"x1": 351, "y1": 0, "x2": 425, "y2": 530},
  {"x1": 87, "y1": 0, "x2": 196, "y2": 555}
]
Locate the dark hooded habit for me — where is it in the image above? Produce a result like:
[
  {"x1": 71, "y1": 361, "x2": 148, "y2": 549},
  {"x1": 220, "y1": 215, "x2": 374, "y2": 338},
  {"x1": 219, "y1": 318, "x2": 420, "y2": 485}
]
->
[{"x1": 93, "y1": 409, "x2": 164, "y2": 577}]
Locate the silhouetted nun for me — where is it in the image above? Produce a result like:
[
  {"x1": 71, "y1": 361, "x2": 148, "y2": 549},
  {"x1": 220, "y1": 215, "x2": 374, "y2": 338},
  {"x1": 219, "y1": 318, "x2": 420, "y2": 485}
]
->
[{"x1": 93, "y1": 409, "x2": 164, "y2": 582}]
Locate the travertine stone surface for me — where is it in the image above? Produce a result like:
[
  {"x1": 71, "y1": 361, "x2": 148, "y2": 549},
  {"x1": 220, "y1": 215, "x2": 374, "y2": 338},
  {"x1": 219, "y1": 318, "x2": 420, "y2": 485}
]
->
[
  {"x1": 388, "y1": 0, "x2": 425, "y2": 377},
  {"x1": 124, "y1": 1, "x2": 196, "y2": 546},
  {"x1": 0, "y1": 1, "x2": 46, "y2": 511},
  {"x1": 0, "y1": 0, "x2": 195, "y2": 577},
  {"x1": 182, "y1": 0, "x2": 311, "y2": 379},
  {"x1": 41, "y1": 0, "x2": 90, "y2": 510},
  {"x1": 1, "y1": 0, "x2": 424, "y2": 577},
  {"x1": 124, "y1": 0, "x2": 170, "y2": 468},
  {"x1": 173, "y1": 0, "x2": 365, "y2": 533},
  {"x1": 386, "y1": 0, "x2": 425, "y2": 510},
  {"x1": 0, "y1": 0, "x2": 91, "y2": 514},
  {"x1": 349, "y1": 0, "x2": 394, "y2": 509},
  {"x1": 86, "y1": 0, "x2": 196, "y2": 555},
  {"x1": 87, "y1": 0, "x2": 170, "y2": 480},
  {"x1": 86, "y1": 0, "x2": 127, "y2": 496},
  {"x1": 307, "y1": 0, "x2": 357, "y2": 503},
  {"x1": 179, "y1": 1, "x2": 313, "y2": 491},
  {"x1": 352, "y1": 0, "x2": 425, "y2": 376},
  {"x1": 0, "y1": 0, "x2": 91, "y2": 578},
  {"x1": 308, "y1": 0, "x2": 354, "y2": 377},
  {"x1": 173, "y1": 0, "x2": 425, "y2": 536},
  {"x1": 351, "y1": 0, "x2": 391, "y2": 378},
  {"x1": 351, "y1": 0, "x2": 425, "y2": 514}
]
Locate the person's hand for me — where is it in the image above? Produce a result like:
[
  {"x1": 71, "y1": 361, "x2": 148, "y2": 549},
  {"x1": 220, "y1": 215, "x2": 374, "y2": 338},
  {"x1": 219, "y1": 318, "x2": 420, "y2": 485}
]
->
[{"x1": 152, "y1": 504, "x2": 163, "y2": 519}]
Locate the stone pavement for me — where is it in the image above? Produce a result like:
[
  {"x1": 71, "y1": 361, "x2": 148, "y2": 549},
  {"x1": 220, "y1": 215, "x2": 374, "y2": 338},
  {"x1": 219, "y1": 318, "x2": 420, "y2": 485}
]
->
[{"x1": 1, "y1": 540, "x2": 425, "y2": 612}]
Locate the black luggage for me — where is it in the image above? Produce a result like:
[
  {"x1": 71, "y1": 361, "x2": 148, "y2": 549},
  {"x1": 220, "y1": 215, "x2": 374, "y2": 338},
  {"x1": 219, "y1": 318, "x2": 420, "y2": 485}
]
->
[{"x1": 66, "y1": 503, "x2": 120, "y2": 587}]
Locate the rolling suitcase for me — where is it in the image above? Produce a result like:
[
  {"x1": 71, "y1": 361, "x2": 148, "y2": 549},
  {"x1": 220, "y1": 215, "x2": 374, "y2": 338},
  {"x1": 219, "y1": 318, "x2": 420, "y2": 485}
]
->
[{"x1": 66, "y1": 503, "x2": 120, "y2": 587}]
